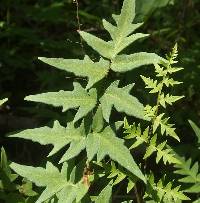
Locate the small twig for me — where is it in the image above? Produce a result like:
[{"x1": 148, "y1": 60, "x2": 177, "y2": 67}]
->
[{"x1": 73, "y1": 0, "x2": 85, "y2": 55}]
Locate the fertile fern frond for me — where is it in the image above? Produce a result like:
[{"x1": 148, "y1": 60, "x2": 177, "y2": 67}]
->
[
  {"x1": 162, "y1": 77, "x2": 182, "y2": 87},
  {"x1": 145, "y1": 173, "x2": 190, "y2": 202},
  {"x1": 124, "y1": 119, "x2": 149, "y2": 149},
  {"x1": 144, "y1": 135, "x2": 179, "y2": 165},
  {"x1": 144, "y1": 105, "x2": 157, "y2": 119},
  {"x1": 140, "y1": 75, "x2": 162, "y2": 93},
  {"x1": 100, "y1": 161, "x2": 137, "y2": 193},
  {"x1": 124, "y1": 120, "x2": 179, "y2": 165},
  {"x1": 153, "y1": 113, "x2": 180, "y2": 141},
  {"x1": 159, "y1": 94, "x2": 184, "y2": 108}
]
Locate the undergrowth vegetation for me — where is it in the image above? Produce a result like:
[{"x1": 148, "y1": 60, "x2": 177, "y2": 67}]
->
[{"x1": 0, "y1": 0, "x2": 200, "y2": 202}]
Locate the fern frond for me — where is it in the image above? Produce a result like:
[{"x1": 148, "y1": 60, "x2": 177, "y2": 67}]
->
[
  {"x1": 124, "y1": 121, "x2": 179, "y2": 165},
  {"x1": 145, "y1": 173, "x2": 190, "y2": 202},
  {"x1": 159, "y1": 93, "x2": 184, "y2": 108},
  {"x1": 100, "y1": 81, "x2": 146, "y2": 122},
  {"x1": 79, "y1": 31, "x2": 113, "y2": 59},
  {"x1": 79, "y1": 0, "x2": 166, "y2": 68},
  {"x1": 162, "y1": 77, "x2": 183, "y2": 87},
  {"x1": 106, "y1": 162, "x2": 137, "y2": 193},
  {"x1": 111, "y1": 53, "x2": 165, "y2": 72},
  {"x1": 10, "y1": 161, "x2": 88, "y2": 203},
  {"x1": 86, "y1": 126, "x2": 146, "y2": 183},
  {"x1": 174, "y1": 154, "x2": 200, "y2": 193},
  {"x1": 153, "y1": 114, "x2": 180, "y2": 141},
  {"x1": 140, "y1": 75, "x2": 162, "y2": 93},
  {"x1": 25, "y1": 82, "x2": 97, "y2": 122},
  {"x1": 95, "y1": 184, "x2": 112, "y2": 203},
  {"x1": 107, "y1": 163, "x2": 126, "y2": 185},
  {"x1": 144, "y1": 105, "x2": 157, "y2": 119},
  {"x1": 38, "y1": 56, "x2": 110, "y2": 89},
  {"x1": 154, "y1": 63, "x2": 183, "y2": 77},
  {"x1": 9, "y1": 120, "x2": 86, "y2": 159},
  {"x1": 124, "y1": 122, "x2": 149, "y2": 149},
  {"x1": 144, "y1": 135, "x2": 179, "y2": 165},
  {"x1": 166, "y1": 43, "x2": 178, "y2": 65}
]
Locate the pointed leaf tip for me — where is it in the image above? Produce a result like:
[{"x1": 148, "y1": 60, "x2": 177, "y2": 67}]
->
[{"x1": 100, "y1": 81, "x2": 146, "y2": 122}]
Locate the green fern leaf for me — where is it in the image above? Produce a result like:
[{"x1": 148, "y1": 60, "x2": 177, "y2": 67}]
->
[
  {"x1": 143, "y1": 135, "x2": 179, "y2": 164},
  {"x1": 111, "y1": 53, "x2": 166, "y2": 72},
  {"x1": 160, "y1": 117, "x2": 180, "y2": 141},
  {"x1": 107, "y1": 161, "x2": 137, "y2": 193},
  {"x1": 114, "y1": 0, "x2": 136, "y2": 35},
  {"x1": 162, "y1": 77, "x2": 182, "y2": 87},
  {"x1": 95, "y1": 184, "x2": 112, "y2": 203},
  {"x1": 166, "y1": 67, "x2": 184, "y2": 74},
  {"x1": 127, "y1": 178, "x2": 136, "y2": 193},
  {"x1": 107, "y1": 163, "x2": 127, "y2": 185},
  {"x1": 100, "y1": 81, "x2": 145, "y2": 122},
  {"x1": 144, "y1": 105, "x2": 157, "y2": 119},
  {"x1": 146, "y1": 174, "x2": 190, "y2": 202},
  {"x1": 153, "y1": 114, "x2": 180, "y2": 141},
  {"x1": 109, "y1": 0, "x2": 148, "y2": 58},
  {"x1": 124, "y1": 122, "x2": 149, "y2": 149},
  {"x1": 141, "y1": 75, "x2": 162, "y2": 93},
  {"x1": 79, "y1": 31, "x2": 113, "y2": 59},
  {"x1": 59, "y1": 139, "x2": 86, "y2": 163},
  {"x1": 159, "y1": 93, "x2": 184, "y2": 108},
  {"x1": 184, "y1": 183, "x2": 200, "y2": 193},
  {"x1": 102, "y1": 19, "x2": 117, "y2": 40},
  {"x1": 86, "y1": 126, "x2": 146, "y2": 182},
  {"x1": 174, "y1": 154, "x2": 200, "y2": 193},
  {"x1": 112, "y1": 33, "x2": 149, "y2": 58},
  {"x1": 0, "y1": 147, "x2": 18, "y2": 192},
  {"x1": 124, "y1": 121, "x2": 179, "y2": 165},
  {"x1": 153, "y1": 113, "x2": 164, "y2": 133},
  {"x1": 92, "y1": 105, "x2": 104, "y2": 133},
  {"x1": 25, "y1": 83, "x2": 97, "y2": 122},
  {"x1": 156, "y1": 142, "x2": 180, "y2": 164},
  {"x1": 143, "y1": 135, "x2": 157, "y2": 159},
  {"x1": 0, "y1": 98, "x2": 7, "y2": 106},
  {"x1": 103, "y1": 18, "x2": 143, "y2": 41},
  {"x1": 9, "y1": 121, "x2": 86, "y2": 158},
  {"x1": 102, "y1": 0, "x2": 167, "y2": 62},
  {"x1": 155, "y1": 63, "x2": 183, "y2": 76},
  {"x1": 80, "y1": 0, "x2": 166, "y2": 61},
  {"x1": 38, "y1": 55, "x2": 109, "y2": 89},
  {"x1": 10, "y1": 162, "x2": 88, "y2": 203},
  {"x1": 175, "y1": 158, "x2": 200, "y2": 183},
  {"x1": 189, "y1": 120, "x2": 200, "y2": 145}
]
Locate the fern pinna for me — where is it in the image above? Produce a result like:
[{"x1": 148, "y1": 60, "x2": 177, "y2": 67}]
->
[{"x1": 7, "y1": 0, "x2": 188, "y2": 202}]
